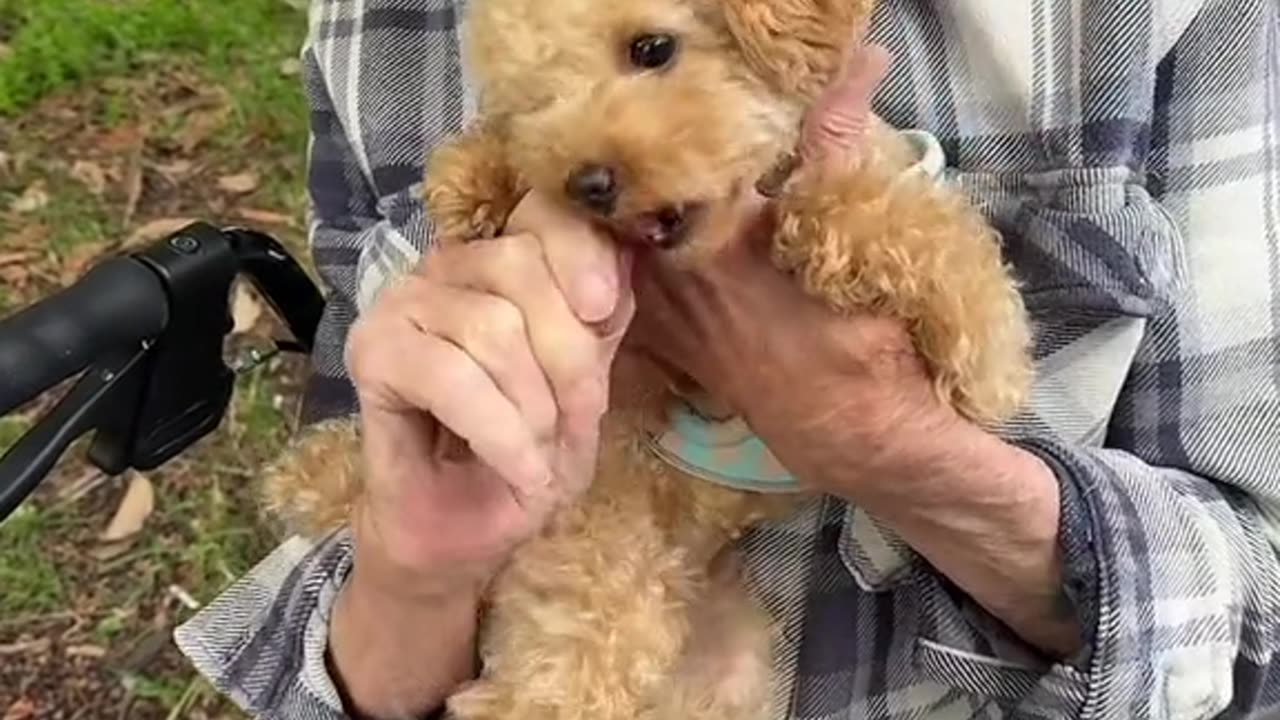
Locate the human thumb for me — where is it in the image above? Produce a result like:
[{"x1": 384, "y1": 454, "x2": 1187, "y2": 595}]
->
[
  {"x1": 556, "y1": 249, "x2": 635, "y2": 498},
  {"x1": 798, "y1": 43, "x2": 891, "y2": 164}
]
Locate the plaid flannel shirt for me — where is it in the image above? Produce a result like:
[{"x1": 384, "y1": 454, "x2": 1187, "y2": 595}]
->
[{"x1": 173, "y1": 1, "x2": 1280, "y2": 718}]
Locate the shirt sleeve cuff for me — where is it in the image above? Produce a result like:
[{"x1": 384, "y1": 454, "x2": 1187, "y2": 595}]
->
[
  {"x1": 173, "y1": 530, "x2": 355, "y2": 719},
  {"x1": 911, "y1": 428, "x2": 1258, "y2": 719},
  {"x1": 903, "y1": 436, "x2": 1107, "y2": 715},
  {"x1": 1015, "y1": 436, "x2": 1101, "y2": 669}
]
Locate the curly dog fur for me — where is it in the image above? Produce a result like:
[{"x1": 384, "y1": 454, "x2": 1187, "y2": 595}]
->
[{"x1": 265, "y1": 0, "x2": 1034, "y2": 718}]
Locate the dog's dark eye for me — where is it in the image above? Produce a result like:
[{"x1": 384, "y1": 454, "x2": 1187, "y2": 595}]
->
[{"x1": 628, "y1": 33, "x2": 678, "y2": 70}]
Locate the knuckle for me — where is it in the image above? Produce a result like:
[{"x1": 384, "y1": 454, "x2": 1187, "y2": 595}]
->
[
  {"x1": 467, "y1": 296, "x2": 527, "y2": 355},
  {"x1": 427, "y1": 342, "x2": 478, "y2": 395},
  {"x1": 530, "y1": 392, "x2": 559, "y2": 435},
  {"x1": 418, "y1": 243, "x2": 462, "y2": 281},
  {"x1": 348, "y1": 288, "x2": 434, "y2": 385},
  {"x1": 345, "y1": 322, "x2": 383, "y2": 384},
  {"x1": 486, "y1": 232, "x2": 540, "y2": 277}
]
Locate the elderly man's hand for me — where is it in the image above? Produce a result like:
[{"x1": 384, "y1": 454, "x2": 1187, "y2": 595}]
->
[
  {"x1": 626, "y1": 43, "x2": 955, "y2": 496},
  {"x1": 627, "y1": 42, "x2": 1082, "y2": 660}
]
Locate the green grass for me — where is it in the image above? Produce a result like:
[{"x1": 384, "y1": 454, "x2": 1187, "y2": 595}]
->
[
  {"x1": 0, "y1": 414, "x2": 26, "y2": 450},
  {"x1": 0, "y1": 0, "x2": 308, "y2": 117},
  {"x1": 94, "y1": 610, "x2": 129, "y2": 643},
  {"x1": 122, "y1": 672, "x2": 190, "y2": 707},
  {"x1": 29, "y1": 182, "x2": 119, "y2": 258},
  {"x1": 0, "y1": 505, "x2": 66, "y2": 616},
  {"x1": 0, "y1": 0, "x2": 310, "y2": 266}
]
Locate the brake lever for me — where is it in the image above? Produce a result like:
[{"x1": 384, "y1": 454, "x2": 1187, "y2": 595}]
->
[
  {"x1": 0, "y1": 222, "x2": 324, "y2": 519},
  {"x1": 0, "y1": 345, "x2": 152, "y2": 517}
]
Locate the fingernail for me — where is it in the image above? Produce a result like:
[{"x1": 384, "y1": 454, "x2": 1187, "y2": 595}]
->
[{"x1": 575, "y1": 271, "x2": 616, "y2": 322}]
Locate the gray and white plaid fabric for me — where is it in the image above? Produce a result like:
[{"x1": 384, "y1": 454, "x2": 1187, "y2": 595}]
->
[{"x1": 173, "y1": 1, "x2": 1280, "y2": 718}]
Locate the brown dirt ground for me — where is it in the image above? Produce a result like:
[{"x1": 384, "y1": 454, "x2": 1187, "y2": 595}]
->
[{"x1": 1, "y1": 60, "x2": 314, "y2": 720}]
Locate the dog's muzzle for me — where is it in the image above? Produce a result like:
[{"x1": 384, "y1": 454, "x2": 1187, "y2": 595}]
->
[{"x1": 611, "y1": 203, "x2": 704, "y2": 250}]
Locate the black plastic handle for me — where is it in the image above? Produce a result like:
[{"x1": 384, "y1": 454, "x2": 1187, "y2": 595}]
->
[{"x1": 0, "y1": 256, "x2": 169, "y2": 415}]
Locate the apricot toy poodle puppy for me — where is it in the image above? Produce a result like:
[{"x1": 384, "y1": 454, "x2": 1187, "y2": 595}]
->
[{"x1": 265, "y1": 0, "x2": 1034, "y2": 719}]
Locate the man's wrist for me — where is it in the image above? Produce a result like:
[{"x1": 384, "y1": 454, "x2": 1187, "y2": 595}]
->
[
  {"x1": 329, "y1": 560, "x2": 481, "y2": 720},
  {"x1": 844, "y1": 418, "x2": 1084, "y2": 658},
  {"x1": 351, "y1": 499, "x2": 497, "y2": 602}
]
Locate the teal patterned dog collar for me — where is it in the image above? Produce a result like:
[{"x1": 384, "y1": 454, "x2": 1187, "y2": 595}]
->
[{"x1": 645, "y1": 402, "x2": 801, "y2": 493}]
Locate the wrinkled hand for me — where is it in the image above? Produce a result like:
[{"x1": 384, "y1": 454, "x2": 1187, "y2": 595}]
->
[
  {"x1": 347, "y1": 190, "x2": 633, "y2": 599},
  {"x1": 627, "y1": 43, "x2": 963, "y2": 496},
  {"x1": 633, "y1": 44, "x2": 1079, "y2": 663}
]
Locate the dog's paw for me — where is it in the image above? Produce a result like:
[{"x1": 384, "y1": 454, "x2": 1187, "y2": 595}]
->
[
  {"x1": 770, "y1": 148, "x2": 1033, "y2": 425},
  {"x1": 261, "y1": 418, "x2": 362, "y2": 537},
  {"x1": 425, "y1": 125, "x2": 523, "y2": 245}
]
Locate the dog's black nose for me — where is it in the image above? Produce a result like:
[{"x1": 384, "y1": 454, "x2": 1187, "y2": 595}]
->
[{"x1": 566, "y1": 164, "x2": 619, "y2": 215}]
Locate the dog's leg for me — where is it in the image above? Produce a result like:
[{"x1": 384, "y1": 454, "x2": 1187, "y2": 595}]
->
[
  {"x1": 261, "y1": 418, "x2": 362, "y2": 537},
  {"x1": 769, "y1": 144, "x2": 1033, "y2": 425},
  {"x1": 424, "y1": 123, "x2": 525, "y2": 245},
  {"x1": 638, "y1": 546, "x2": 776, "y2": 720},
  {"x1": 444, "y1": 489, "x2": 696, "y2": 720}
]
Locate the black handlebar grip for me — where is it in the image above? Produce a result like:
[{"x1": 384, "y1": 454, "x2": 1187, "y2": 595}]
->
[{"x1": 0, "y1": 256, "x2": 169, "y2": 415}]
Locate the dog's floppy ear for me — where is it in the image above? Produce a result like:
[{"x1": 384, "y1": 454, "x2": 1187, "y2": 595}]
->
[{"x1": 720, "y1": 0, "x2": 873, "y2": 100}]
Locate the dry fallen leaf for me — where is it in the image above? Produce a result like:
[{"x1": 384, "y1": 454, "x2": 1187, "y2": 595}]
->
[
  {"x1": 90, "y1": 539, "x2": 134, "y2": 562},
  {"x1": 231, "y1": 281, "x2": 264, "y2": 334},
  {"x1": 121, "y1": 152, "x2": 145, "y2": 227},
  {"x1": 150, "y1": 159, "x2": 195, "y2": 183},
  {"x1": 125, "y1": 217, "x2": 196, "y2": 247},
  {"x1": 59, "y1": 242, "x2": 110, "y2": 285},
  {"x1": 117, "y1": 629, "x2": 170, "y2": 673},
  {"x1": 0, "y1": 267, "x2": 31, "y2": 292},
  {"x1": 2, "y1": 223, "x2": 50, "y2": 252},
  {"x1": 8, "y1": 152, "x2": 30, "y2": 177},
  {"x1": 97, "y1": 124, "x2": 147, "y2": 155},
  {"x1": 0, "y1": 638, "x2": 50, "y2": 656},
  {"x1": 235, "y1": 207, "x2": 297, "y2": 227},
  {"x1": 65, "y1": 644, "x2": 108, "y2": 659},
  {"x1": 179, "y1": 106, "x2": 230, "y2": 153},
  {"x1": 99, "y1": 473, "x2": 155, "y2": 542},
  {"x1": 0, "y1": 251, "x2": 38, "y2": 268},
  {"x1": 217, "y1": 171, "x2": 259, "y2": 195},
  {"x1": 3, "y1": 697, "x2": 37, "y2": 720},
  {"x1": 69, "y1": 160, "x2": 108, "y2": 196},
  {"x1": 10, "y1": 182, "x2": 49, "y2": 214},
  {"x1": 54, "y1": 469, "x2": 110, "y2": 506}
]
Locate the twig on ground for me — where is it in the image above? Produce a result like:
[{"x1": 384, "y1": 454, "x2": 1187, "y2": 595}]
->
[
  {"x1": 166, "y1": 584, "x2": 200, "y2": 611},
  {"x1": 53, "y1": 469, "x2": 111, "y2": 507},
  {"x1": 0, "y1": 638, "x2": 51, "y2": 655},
  {"x1": 0, "y1": 610, "x2": 78, "y2": 631}
]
